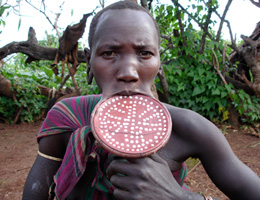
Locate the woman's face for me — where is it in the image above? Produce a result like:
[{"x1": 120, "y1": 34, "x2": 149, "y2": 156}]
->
[{"x1": 88, "y1": 9, "x2": 160, "y2": 99}]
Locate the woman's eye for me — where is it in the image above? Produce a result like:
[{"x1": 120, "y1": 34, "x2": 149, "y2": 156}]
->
[
  {"x1": 138, "y1": 51, "x2": 153, "y2": 58},
  {"x1": 102, "y1": 51, "x2": 117, "y2": 58}
]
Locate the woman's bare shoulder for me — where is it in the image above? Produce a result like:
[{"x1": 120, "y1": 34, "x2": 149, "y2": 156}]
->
[
  {"x1": 164, "y1": 103, "x2": 222, "y2": 140},
  {"x1": 164, "y1": 103, "x2": 204, "y2": 125}
]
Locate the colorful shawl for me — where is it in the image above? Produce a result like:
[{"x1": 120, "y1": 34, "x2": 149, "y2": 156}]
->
[{"x1": 37, "y1": 95, "x2": 188, "y2": 200}]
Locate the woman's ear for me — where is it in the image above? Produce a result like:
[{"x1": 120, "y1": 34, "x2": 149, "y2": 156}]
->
[
  {"x1": 84, "y1": 47, "x2": 94, "y2": 84},
  {"x1": 84, "y1": 47, "x2": 91, "y2": 66}
]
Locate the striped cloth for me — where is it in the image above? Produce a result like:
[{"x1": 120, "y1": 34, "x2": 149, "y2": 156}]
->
[{"x1": 37, "y1": 95, "x2": 188, "y2": 200}]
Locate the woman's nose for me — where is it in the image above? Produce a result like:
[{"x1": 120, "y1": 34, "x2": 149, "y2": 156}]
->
[{"x1": 116, "y1": 57, "x2": 139, "y2": 83}]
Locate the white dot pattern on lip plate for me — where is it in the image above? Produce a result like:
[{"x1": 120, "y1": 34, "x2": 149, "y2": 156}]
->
[{"x1": 92, "y1": 95, "x2": 171, "y2": 157}]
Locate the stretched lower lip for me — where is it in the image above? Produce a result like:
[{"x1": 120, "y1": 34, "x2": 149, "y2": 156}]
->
[
  {"x1": 113, "y1": 91, "x2": 152, "y2": 98},
  {"x1": 114, "y1": 91, "x2": 140, "y2": 96}
]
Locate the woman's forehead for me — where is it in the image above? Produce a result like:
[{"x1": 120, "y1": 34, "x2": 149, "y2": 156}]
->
[
  {"x1": 100, "y1": 9, "x2": 153, "y2": 23},
  {"x1": 93, "y1": 9, "x2": 159, "y2": 47}
]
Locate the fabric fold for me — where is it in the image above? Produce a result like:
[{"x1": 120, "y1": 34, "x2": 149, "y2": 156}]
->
[
  {"x1": 54, "y1": 126, "x2": 92, "y2": 199},
  {"x1": 37, "y1": 95, "x2": 104, "y2": 199}
]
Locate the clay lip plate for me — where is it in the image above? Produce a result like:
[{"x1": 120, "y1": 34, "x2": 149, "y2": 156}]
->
[{"x1": 91, "y1": 95, "x2": 172, "y2": 158}]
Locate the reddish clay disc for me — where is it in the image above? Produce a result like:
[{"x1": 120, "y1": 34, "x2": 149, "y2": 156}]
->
[{"x1": 91, "y1": 95, "x2": 172, "y2": 158}]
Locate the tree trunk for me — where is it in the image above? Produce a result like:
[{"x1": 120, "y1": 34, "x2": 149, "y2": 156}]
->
[
  {"x1": 228, "y1": 21, "x2": 260, "y2": 97},
  {"x1": 0, "y1": 74, "x2": 13, "y2": 99}
]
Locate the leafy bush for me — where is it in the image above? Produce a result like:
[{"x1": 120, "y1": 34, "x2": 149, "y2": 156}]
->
[
  {"x1": 154, "y1": 4, "x2": 260, "y2": 124},
  {"x1": 0, "y1": 50, "x2": 99, "y2": 123},
  {"x1": 226, "y1": 85, "x2": 260, "y2": 123},
  {"x1": 0, "y1": 58, "x2": 48, "y2": 123}
]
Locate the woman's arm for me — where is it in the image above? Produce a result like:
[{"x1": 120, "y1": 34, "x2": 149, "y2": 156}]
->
[
  {"x1": 172, "y1": 107, "x2": 260, "y2": 199},
  {"x1": 22, "y1": 155, "x2": 61, "y2": 200},
  {"x1": 195, "y1": 125, "x2": 260, "y2": 199},
  {"x1": 22, "y1": 133, "x2": 70, "y2": 200}
]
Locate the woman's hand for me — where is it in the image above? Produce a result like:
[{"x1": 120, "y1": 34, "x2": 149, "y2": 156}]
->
[{"x1": 106, "y1": 153, "x2": 186, "y2": 200}]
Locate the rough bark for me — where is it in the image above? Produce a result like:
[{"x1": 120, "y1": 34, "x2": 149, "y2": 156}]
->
[
  {"x1": 0, "y1": 60, "x2": 14, "y2": 99},
  {"x1": 0, "y1": 27, "x2": 86, "y2": 63},
  {"x1": 228, "y1": 22, "x2": 260, "y2": 97},
  {"x1": 0, "y1": 74, "x2": 13, "y2": 99},
  {"x1": 240, "y1": 34, "x2": 260, "y2": 97}
]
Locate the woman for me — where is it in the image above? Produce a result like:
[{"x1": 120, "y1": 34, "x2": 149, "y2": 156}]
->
[{"x1": 22, "y1": 1, "x2": 260, "y2": 199}]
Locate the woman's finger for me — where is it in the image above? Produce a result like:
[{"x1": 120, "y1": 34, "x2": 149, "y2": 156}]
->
[
  {"x1": 106, "y1": 159, "x2": 131, "y2": 179},
  {"x1": 113, "y1": 187, "x2": 130, "y2": 200},
  {"x1": 110, "y1": 174, "x2": 130, "y2": 190}
]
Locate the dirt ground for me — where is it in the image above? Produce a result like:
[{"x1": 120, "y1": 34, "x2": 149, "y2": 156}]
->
[{"x1": 0, "y1": 121, "x2": 259, "y2": 200}]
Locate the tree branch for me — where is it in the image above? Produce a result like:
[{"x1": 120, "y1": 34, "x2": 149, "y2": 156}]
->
[
  {"x1": 157, "y1": 65, "x2": 169, "y2": 103},
  {"x1": 216, "y1": 0, "x2": 233, "y2": 42},
  {"x1": 25, "y1": 0, "x2": 62, "y2": 37},
  {"x1": 160, "y1": 42, "x2": 174, "y2": 56},
  {"x1": 241, "y1": 34, "x2": 255, "y2": 46},
  {"x1": 0, "y1": 27, "x2": 86, "y2": 63},
  {"x1": 199, "y1": 0, "x2": 213, "y2": 54},
  {"x1": 212, "y1": 48, "x2": 228, "y2": 85},
  {"x1": 227, "y1": 20, "x2": 240, "y2": 54},
  {"x1": 171, "y1": 1, "x2": 215, "y2": 41},
  {"x1": 172, "y1": 1, "x2": 187, "y2": 47},
  {"x1": 225, "y1": 76, "x2": 255, "y2": 95},
  {"x1": 249, "y1": 0, "x2": 260, "y2": 8},
  {"x1": 241, "y1": 71, "x2": 253, "y2": 90}
]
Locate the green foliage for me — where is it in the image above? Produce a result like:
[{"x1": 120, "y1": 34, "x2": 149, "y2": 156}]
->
[
  {"x1": 154, "y1": 3, "x2": 260, "y2": 124},
  {"x1": 0, "y1": 58, "x2": 48, "y2": 123},
  {"x1": 159, "y1": 52, "x2": 230, "y2": 121},
  {"x1": 226, "y1": 86, "x2": 260, "y2": 123}
]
